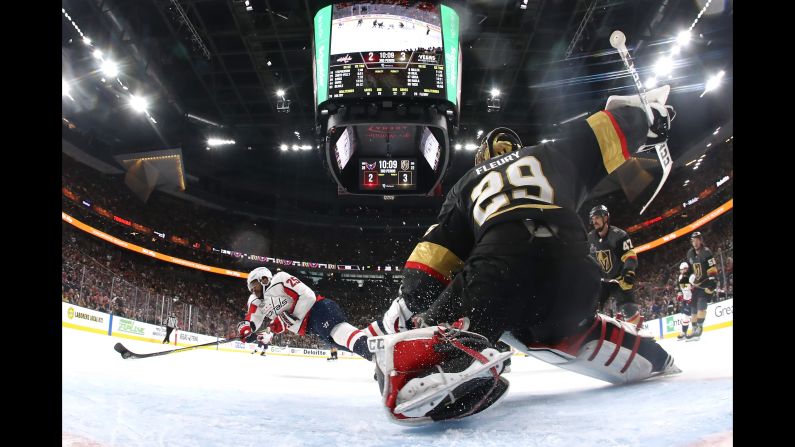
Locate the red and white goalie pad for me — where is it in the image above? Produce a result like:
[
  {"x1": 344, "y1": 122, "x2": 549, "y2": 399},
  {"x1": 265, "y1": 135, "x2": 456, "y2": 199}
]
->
[
  {"x1": 501, "y1": 313, "x2": 680, "y2": 385},
  {"x1": 369, "y1": 326, "x2": 511, "y2": 425}
]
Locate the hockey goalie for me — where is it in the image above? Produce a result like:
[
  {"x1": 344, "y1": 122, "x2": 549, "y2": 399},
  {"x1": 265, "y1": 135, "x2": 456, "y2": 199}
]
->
[{"x1": 365, "y1": 86, "x2": 681, "y2": 425}]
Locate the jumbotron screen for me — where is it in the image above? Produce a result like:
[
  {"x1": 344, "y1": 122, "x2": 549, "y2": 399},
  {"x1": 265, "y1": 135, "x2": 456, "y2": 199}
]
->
[{"x1": 328, "y1": 2, "x2": 445, "y2": 100}]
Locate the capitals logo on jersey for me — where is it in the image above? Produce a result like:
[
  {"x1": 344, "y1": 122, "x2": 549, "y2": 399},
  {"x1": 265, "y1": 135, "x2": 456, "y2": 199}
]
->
[{"x1": 595, "y1": 250, "x2": 613, "y2": 273}]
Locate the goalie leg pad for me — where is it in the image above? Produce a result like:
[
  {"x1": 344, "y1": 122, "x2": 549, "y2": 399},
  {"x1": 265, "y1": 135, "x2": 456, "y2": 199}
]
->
[{"x1": 507, "y1": 314, "x2": 679, "y2": 385}]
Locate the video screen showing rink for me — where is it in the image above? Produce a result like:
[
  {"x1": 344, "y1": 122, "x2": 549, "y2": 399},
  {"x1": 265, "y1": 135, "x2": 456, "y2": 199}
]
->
[
  {"x1": 328, "y1": 2, "x2": 445, "y2": 99},
  {"x1": 62, "y1": 326, "x2": 732, "y2": 447}
]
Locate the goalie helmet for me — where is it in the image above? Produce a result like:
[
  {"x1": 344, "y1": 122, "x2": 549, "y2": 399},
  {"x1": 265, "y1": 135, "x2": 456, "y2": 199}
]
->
[
  {"x1": 474, "y1": 127, "x2": 522, "y2": 165},
  {"x1": 247, "y1": 267, "x2": 273, "y2": 292},
  {"x1": 679, "y1": 262, "x2": 689, "y2": 272}
]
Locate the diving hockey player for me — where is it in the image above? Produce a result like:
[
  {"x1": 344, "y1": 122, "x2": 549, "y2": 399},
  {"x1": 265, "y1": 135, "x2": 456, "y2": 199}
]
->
[{"x1": 236, "y1": 267, "x2": 372, "y2": 360}]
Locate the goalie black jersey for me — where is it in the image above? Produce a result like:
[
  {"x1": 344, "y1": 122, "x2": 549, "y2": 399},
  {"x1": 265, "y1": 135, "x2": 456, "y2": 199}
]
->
[
  {"x1": 587, "y1": 226, "x2": 637, "y2": 279},
  {"x1": 431, "y1": 106, "x2": 648, "y2": 248},
  {"x1": 395, "y1": 107, "x2": 650, "y2": 311}
]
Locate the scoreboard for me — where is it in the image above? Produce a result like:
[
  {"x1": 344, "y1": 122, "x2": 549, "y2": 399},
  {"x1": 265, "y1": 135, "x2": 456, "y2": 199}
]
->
[
  {"x1": 328, "y1": 51, "x2": 445, "y2": 99},
  {"x1": 315, "y1": 1, "x2": 460, "y2": 106},
  {"x1": 313, "y1": 2, "x2": 460, "y2": 196},
  {"x1": 359, "y1": 158, "x2": 417, "y2": 190}
]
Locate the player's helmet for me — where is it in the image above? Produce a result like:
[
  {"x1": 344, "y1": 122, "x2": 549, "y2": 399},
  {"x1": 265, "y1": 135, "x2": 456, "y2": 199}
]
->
[
  {"x1": 679, "y1": 262, "x2": 689, "y2": 271},
  {"x1": 690, "y1": 231, "x2": 702, "y2": 240},
  {"x1": 474, "y1": 127, "x2": 522, "y2": 165},
  {"x1": 589, "y1": 205, "x2": 610, "y2": 219},
  {"x1": 247, "y1": 267, "x2": 273, "y2": 292}
]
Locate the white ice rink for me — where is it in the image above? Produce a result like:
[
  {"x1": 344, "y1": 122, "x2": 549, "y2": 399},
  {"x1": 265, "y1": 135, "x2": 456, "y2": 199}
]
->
[
  {"x1": 331, "y1": 16, "x2": 442, "y2": 54},
  {"x1": 63, "y1": 327, "x2": 732, "y2": 447}
]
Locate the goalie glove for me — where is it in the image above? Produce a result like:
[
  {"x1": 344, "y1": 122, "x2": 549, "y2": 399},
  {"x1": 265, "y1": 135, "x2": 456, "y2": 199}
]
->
[{"x1": 605, "y1": 85, "x2": 675, "y2": 150}]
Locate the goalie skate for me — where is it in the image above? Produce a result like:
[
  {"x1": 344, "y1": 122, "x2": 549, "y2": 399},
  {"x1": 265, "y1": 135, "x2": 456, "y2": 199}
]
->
[{"x1": 393, "y1": 349, "x2": 513, "y2": 417}]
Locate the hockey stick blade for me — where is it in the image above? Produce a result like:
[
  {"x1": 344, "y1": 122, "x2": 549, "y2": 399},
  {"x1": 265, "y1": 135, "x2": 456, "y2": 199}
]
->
[
  {"x1": 639, "y1": 142, "x2": 673, "y2": 215},
  {"x1": 114, "y1": 343, "x2": 133, "y2": 359}
]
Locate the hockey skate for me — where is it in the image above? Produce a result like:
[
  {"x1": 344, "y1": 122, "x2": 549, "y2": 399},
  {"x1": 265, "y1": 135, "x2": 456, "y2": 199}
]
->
[
  {"x1": 686, "y1": 323, "x2": 703, "y2": 342},
  {"x1": 677, "y1": 331, "x2": 688, "y2": 341},
  {"x1": 393, "y1": 348, "x2": 513, "y2": 417},
  {"x1": 649, "y1": 354, "x2": 682, "y2": 379}
]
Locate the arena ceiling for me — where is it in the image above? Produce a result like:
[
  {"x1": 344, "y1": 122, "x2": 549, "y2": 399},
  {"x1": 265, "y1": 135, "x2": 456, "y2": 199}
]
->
[{"x1": 61, "y1": 0, "x2": 732, "y2": 211}]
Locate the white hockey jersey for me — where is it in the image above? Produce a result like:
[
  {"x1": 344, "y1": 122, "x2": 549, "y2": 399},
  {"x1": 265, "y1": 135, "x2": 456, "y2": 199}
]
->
[
  {"x1": 677, "y1": 273, "x2": 693, "y2": 301},
  {"x1": 244, "y1": 272, "x2": 323, "y2": 336},
  {"x1": 257, "y1": 331, "x2": 274, "y2": 344}
]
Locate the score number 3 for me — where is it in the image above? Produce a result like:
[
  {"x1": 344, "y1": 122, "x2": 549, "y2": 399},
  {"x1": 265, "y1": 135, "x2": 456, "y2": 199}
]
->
[{"x1": 470, "y1": 156, "x2": 554, "y2": 226}]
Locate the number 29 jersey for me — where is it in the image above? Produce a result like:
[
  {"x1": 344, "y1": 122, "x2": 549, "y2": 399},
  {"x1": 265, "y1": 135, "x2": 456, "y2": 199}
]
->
[{"x1": 428, "y1": 106, "x2": 650, "y2": 261}]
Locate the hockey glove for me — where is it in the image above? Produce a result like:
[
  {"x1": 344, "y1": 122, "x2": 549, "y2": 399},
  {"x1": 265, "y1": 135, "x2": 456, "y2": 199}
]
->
[
  {"x1": 705, "y1": 277, "x2": 717, "y2": 295},
  {"x1": 269, "y1": 316, "x2": 287, "y2": 334},
  {"x1": 618, "y1": 271, "x2": 635, "y2": 290},
  {"x1": 621, "y1": 270, "x2": 636, "y2": 284},
  {"x1": 237, "y1": 320, "x2": 256, "y2": 343}
]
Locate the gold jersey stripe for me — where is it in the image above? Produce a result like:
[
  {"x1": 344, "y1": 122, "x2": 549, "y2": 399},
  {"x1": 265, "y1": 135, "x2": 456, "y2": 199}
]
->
[
  {"x1": 406, "y1": 241, "x2": 464, "y2": 280},
  {"x1": 586, "y1": 111, "x2": 629, "y2": 174},
  {"x1": 621, "y1": 250, "x2": 637, "y2": 262}
]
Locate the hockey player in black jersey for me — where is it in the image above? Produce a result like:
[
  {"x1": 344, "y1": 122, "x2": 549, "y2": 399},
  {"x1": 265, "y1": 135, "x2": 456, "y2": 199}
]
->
[
  {"x1": 685, "y1": 231, "x2": 718, "y2": 341},
  {"x1": 587, "y1": 205, "x2": 641, "y2": 328},
  {"x1": 366, "y1": 86, "x2": 681, "y2": 424}
]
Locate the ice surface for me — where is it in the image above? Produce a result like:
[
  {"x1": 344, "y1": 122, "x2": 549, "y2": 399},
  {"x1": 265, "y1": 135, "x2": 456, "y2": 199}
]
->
[{"x1": 63, "y1": 327, "x2": 732, "y2": 447}]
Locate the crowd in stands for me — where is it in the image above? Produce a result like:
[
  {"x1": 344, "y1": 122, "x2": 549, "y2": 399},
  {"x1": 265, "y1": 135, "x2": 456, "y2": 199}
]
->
[{"x1": 63, "y1": 153, "x2": 424, "y2": 271}]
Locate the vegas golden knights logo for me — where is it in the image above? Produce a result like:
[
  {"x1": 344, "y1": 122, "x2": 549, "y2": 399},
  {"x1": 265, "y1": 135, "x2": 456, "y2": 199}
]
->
[
  {"x1": 596, "y1": 250, "x2": 613, "y2": 273},
  {"x1": 401, "y1": 159, "x2": 410, "y2": 171}
]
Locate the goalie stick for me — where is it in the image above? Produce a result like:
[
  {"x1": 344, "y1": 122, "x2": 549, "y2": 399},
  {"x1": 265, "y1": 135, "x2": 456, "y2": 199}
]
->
[{"x1": 609, "y1": 30, "x2": 674, "y2": 215}]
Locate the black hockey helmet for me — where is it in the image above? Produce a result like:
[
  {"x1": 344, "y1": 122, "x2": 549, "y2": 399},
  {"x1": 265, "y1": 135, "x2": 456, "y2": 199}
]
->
[
  {"x1": 475, "y1": 127, "x2": 522, "y2": 165},
  {"x1": 589, "y1": 205, "x2": 609, "y2": 219},
  {"x1": 690, "y1": 231, "x2": 703, "y2": 240}
]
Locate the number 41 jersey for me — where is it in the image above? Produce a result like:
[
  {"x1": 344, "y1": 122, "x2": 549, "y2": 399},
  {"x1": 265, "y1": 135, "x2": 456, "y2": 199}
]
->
[{"x1": 427, "y1": 106, "x2": 650, "y2": 259}]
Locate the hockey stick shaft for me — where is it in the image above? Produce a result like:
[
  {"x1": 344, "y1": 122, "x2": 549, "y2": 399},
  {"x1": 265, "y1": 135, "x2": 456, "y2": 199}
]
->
[
  {"x1": 609, "y1": 30, "x2": 673, "y2": 215},
  {"x1": 114, "y1": 336, "x2": 238, "y2": 359}
]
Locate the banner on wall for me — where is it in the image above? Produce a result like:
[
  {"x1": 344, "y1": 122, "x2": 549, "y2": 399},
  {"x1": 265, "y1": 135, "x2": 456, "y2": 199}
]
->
[
  {"x1": 652, "y1": 298, "x2": 733, "y2": 339},
  {"x1": 62, "y1": 302, "x2": 109, "y2": 332}
]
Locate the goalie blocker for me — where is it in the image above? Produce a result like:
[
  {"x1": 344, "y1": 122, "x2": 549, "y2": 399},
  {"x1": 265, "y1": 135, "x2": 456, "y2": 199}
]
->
[{"x1": 369, "y1": 314, "x2": 680, "y2": 424}]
